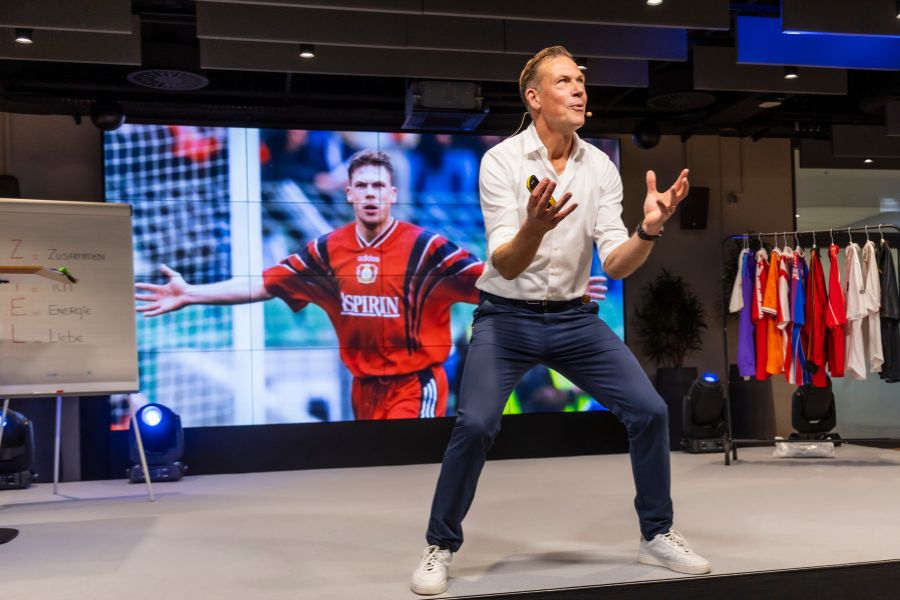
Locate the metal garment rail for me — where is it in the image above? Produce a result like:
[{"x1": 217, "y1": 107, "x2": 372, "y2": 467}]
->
[{"x1": 719, "y1": 223, "x2": 900, "y2": 465}]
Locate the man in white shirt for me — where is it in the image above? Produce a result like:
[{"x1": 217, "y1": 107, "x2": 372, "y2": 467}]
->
[{"x1": 410, "y1": 46, "x2": 711, "y2": 596}]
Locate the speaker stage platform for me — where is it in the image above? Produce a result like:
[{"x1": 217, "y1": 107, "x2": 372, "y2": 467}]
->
[{"x1": 1, "y1": 445, "x2": 899, "y2": 600}]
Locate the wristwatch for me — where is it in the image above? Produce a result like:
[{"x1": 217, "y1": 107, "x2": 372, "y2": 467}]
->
[{"x1": 636, "y1": 221, "x2": 663, "y2": 241}]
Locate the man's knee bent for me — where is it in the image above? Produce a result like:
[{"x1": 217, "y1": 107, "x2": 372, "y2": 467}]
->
[
  {"x1": 628, "y1": 394, "x2": 669, "y2": 433},
  {"x1": 453, "y1": 412, "x2": 499, "y2": 449}
]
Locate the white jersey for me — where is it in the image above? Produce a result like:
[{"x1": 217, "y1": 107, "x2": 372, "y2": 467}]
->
[
  {"x1": 843, "y1": 243, "x2": 866, "y2": 380},
  {"x1": 729, "y1": 248, "x2": 749, "y2": 313},
  {"x1": 861, "y1": 240, "x2": 884, "y2": 373}
]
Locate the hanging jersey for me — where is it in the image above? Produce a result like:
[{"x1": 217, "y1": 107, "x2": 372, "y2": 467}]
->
[
  {"x1": 753, "y1": 249, "x2": 770, "y2": 380},
  {"x1": 763, "y1": 249, "x2": 784, "y2": 375},
  {"x1": 878, "y1": 241, "x2": 900, "y2": 382},
  {"x1": 729, "y1": 248, "x2": 748, "y2": 313},
  {"x1": 788, "y1": 249, "x2": 809, "y2": 385},
  {"x1": 843, "y1": 243, "x2": 867, "y2": 380},
  {"x1": 861, "y1": 241, "x2": 884, "y2": 373},
  {"x1": 826, "y1": 243, "x2": 847, "y2": 378},
  {"x1": 263, "y1": 220, "x2": 483, "y2": 379},
  {"x1": 778, "y1": 247, "x2": 793, "y2": 370},
  {"x1": 806, "y1": 248, "x2": 828, "y2": 387},
  {"x1": 737, "y1": 251, "x2": 756, "y2": 378}
]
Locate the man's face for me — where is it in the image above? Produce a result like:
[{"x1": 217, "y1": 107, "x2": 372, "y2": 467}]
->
[
  {"x1": 531, "y1": 56, "x2": 587, "y2": 131},
  {"x1": 346, "y1": 164, "x2": 397, "y2": 227}
]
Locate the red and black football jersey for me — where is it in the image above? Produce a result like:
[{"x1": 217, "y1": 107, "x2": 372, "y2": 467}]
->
[{"x1": 263, "y1": 219, "x2": 483, "y2": 378}]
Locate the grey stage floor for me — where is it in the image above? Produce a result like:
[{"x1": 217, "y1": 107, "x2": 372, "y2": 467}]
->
[{"x1": 2, "y1": 444, "x2": 900, "y2": 600}]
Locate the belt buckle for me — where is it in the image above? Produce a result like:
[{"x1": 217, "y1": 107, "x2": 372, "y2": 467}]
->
[{"x1": 525, "y1": 299, "x2": 549, "y2": 311}]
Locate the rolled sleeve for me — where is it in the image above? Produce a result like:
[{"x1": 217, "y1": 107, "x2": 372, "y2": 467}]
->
[
  {"x1": 592, "y1": 162, "x2": 629, "y2": 264},
  {"x1": 479, "y1": 150, "x2": 520, "y2": 261}
]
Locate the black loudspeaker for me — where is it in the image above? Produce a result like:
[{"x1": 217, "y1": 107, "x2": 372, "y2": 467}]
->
[
  {"x1": 679, "y1": 186, "x2": 709, "y2": 230},
  {"x1": 0, "y1": 175, "x2": 21, "y2": 198}
]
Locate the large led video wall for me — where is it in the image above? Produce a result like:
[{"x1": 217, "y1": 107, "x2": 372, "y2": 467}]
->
[{"x1": 105, "y1": 125, "x2": 623, "y2": 427}]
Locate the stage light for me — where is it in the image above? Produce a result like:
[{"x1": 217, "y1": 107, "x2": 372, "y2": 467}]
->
[
  {"x1": 790, "y1": 379, "x2": 838, "y2": 439},
  {"x1": 0, "y1": 410, "x2": 36, "y2": 490},
  {"x1": 141, "y1": 405, "x2": 163, "y2": 427},
  {"x1": 14, "y1": 29, "x2": 33, "y2": 44},
  {"x1": 127, "y1": 403, "x2": 187, "y2": 483},
  {"x1": 299, "y1": 44, "x2": 315, "y2": 58},
  {"x1": 784, "y1": 66, "x2": 799, "y2": 80},
  {"x1": 681, "y1": 375, "x2": 727, "y2": 453},
  {"x1": 864, "y1": 158, "x2": 874, "y2": 164}
]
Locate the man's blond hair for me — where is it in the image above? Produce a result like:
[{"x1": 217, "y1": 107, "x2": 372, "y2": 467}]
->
[{"x1": 518, "y1": 46, "x2": 574, "y2": 114}]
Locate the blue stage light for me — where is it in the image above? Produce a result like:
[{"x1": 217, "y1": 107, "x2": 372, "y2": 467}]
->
[
  {"x1": 738, "y1": 16, "x2": 900, "y2": 71},
  {"x1": 141, "y1": 405, "x2": 163, "y2": 428},
  {"x1": 128, "y1": 403, "x2": 186, "y2": 483},
  {"x1": 702, "y1": 372, "x2": 719, "y2": 383}
]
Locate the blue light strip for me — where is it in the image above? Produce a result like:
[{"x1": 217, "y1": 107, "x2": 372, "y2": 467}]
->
[{"x1": 737, "y1": 16, "x2": 900, "y2": 70}]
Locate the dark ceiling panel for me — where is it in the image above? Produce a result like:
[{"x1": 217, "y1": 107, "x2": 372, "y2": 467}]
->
[
  {"x1": 195, "y1": 0, "x2": 423, "y2": 13},
  {"x1": 503, "y1": 21, "x2": 687, "y2": 61},
  {"x1": 197, "y1": 3, "x2": 687, "y2": 60},
  {"x1": 0, "y1": 23, "x2": 140, "y2": 65},
  {"x1": 0, "y1": 0, "x2": 133, "y2": 34},
  {"x1": 832, "y1": 125, "x2": 900, "y2": 158},
  {"x1": 200, "y1": 39, "x2": 648, "y2": 86},
  {"x1": 799, "y1": 139, "x2": 900, "y2": 170},
  {"x1": 197, "y1": 3, "x2": 411, "y2": 48},
  {"x1": 888, "y1": 101, "x2": 900, "y2": 136},
  {"x1": 422, "y1": 0, "x2": 730, "y2": 29},
  {"x1": 782, "y1": 0, "x2": 900, "y2": 36},
  {"x1": 693, "y1": 46, "x2": 847, "y2": 95},
  {"x1": 198, "y1": 0, "x2": 729, "y2": 28}
]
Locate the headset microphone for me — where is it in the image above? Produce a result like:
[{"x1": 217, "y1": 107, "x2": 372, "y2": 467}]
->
[{"x1": 586, "y1": 111, "x2": 593, "y2": 117}]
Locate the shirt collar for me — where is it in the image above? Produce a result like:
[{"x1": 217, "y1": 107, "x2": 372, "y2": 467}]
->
[{"x1": 522, "y1": 122, "x2": 587, "y2": 160}]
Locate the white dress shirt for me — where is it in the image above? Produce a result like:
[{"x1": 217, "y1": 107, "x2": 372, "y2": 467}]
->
[{"x1": 475, "y1": 123, "x2": 629, "y2": 300}]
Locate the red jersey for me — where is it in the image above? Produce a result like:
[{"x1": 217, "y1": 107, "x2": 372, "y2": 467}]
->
[
  {"x1": 826, "y1": 243, "x2": 846, "y2": 377},
  {"x1": 805, "y1": 248, "x2": 828, "y2": 387},
  {"x1": 262, "y1": 219, "x2": 483, "y2": 378},
  {"x1": 752, "y1": 249, "x2": 770, "y2": 381}
]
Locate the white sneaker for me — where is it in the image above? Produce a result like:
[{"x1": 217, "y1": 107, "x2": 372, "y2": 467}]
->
[
  {"x1": 638, "y1": 529, "x2": 711, "y2": 575},
  {"x1": 410, "y1": 545, "x2": 452, "y2": 595}
]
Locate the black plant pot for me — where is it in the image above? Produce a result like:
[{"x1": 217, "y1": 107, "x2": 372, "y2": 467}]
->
[{"x1": 655, "y1": 367, "x2": 698, "y2": 451}]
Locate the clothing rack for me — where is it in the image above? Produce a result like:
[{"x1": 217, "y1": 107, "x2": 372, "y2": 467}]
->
[{"x1": 719, "y1": 223, "x2": 900, "y2": 465}]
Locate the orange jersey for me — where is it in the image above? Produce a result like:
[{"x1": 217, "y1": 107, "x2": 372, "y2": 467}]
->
[{"x1": 262, "y1": 219, "x2": 483, "y2": 378}]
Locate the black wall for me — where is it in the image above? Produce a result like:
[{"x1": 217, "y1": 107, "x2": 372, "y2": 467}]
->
[{"x1": 78, "y1": 396, "x2": 628, "y2": 481}]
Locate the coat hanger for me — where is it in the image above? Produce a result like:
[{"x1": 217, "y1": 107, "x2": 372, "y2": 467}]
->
[{"x1": 864, "y1": 225, "x2": 870, "y2": 244}]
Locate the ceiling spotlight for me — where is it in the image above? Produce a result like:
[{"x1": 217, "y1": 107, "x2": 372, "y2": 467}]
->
[
  {"x1": 758, "y1": 99, "x2": 783, "y2": 109},
  {"x1": 298, "y1": 44, "x2": 315, "y2": 59},
  {"x1": 896, "y1": 0, "x2": 900, "y2": 19},
  {"x1": 647, "y1": 0, "x2": 664, "y2": 5},
  {"x1": 14, "y1": 28, "x2": 33, "y2": 44},
  {"x1": 864, "y1": 158, "x2": 874, "y2": 164},
  {"x1": 784, "y1": 66, "x2": 799, "y2": 80},
  {"x1": 574, "y1": 57, "x2": 588, "y2": 71}
]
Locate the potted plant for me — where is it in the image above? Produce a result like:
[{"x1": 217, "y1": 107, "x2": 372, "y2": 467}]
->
[{"x1": 632, "y1": 268, "x2": 707, "y2": 449}]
